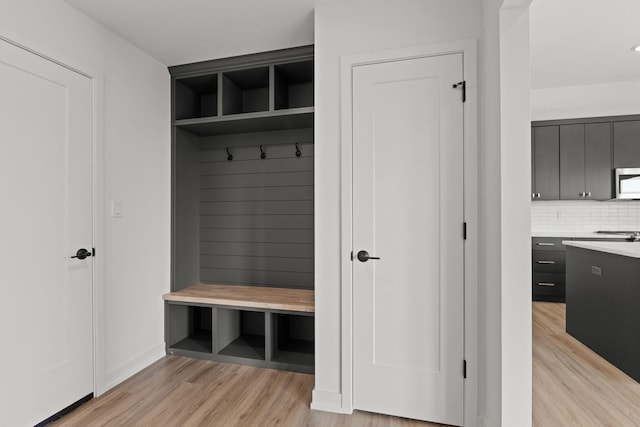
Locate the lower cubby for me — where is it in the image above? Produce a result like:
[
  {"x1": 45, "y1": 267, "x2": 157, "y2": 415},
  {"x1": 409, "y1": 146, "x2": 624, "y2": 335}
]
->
[
  {"x1": 164, "y1": 292, "x2": 314, "y2": 373},
  {"x1": 216, "y1": 309, "x2": 266, "y2": 361},
  {"x1": 166, "y1": 304, "x2": 213, "y2": 355},
  {"x1": 270, "y1": 313, "x2": 314, "y2": 373}
]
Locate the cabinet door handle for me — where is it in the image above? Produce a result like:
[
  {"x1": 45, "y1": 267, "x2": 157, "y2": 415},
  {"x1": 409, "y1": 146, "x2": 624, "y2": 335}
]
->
[
  {"x1": 586, "y1": 191, "x2": 591, "y2": 197},
  {"x1": 537, "y1": 282, "x2": 556, "y2": 287},
  {"x1": 532, "y1": 193, "x2": 535, "y2": 199},
  {"x1": 536, "y1": 242, "x2": 555, "y2": 246},
  {"x1": 537, "y1": 193, "x2": 541, "y2": 198},
  {"x1": 536, "y1": 260, "x2": 556, "y2": 264}
]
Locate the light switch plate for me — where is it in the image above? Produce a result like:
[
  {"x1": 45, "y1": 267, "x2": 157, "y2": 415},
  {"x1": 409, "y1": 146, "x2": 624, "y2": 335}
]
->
[{"x1": 112, "y1": 201, "x2": 123, "y2": 219}]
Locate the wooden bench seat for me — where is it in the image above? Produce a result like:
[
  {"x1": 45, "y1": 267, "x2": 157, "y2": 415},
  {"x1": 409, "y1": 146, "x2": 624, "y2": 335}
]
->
[{"x1": 163, "y1": 283, "x2": 314, "y2": 313}]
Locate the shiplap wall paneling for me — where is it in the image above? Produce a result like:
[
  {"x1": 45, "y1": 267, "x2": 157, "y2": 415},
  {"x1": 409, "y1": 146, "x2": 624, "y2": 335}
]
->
[
  {"x1": 173, "y1": 128, "x2": 201, "y2": 291},
  {"x1": 199, "y1": 141, "x2": 314, "y2": 289}
]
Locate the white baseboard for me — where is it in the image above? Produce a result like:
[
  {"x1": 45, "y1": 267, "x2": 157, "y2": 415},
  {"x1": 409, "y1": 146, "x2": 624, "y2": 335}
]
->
[
  {"x1": 102, "y1": 343, "x2": 165, "y2": 394},
  {"x1": 476, "y1": 414, "x2": 499, "y2": 427},
  {"x1": 310, "y1": 389, "x2": 348, "y2": 413}
]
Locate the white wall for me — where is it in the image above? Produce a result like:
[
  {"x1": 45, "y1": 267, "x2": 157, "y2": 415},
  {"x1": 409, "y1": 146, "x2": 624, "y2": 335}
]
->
[
  {"x1": 499, "y1": 4, "x2": 532, "y2": 426},
  {"x1": 313, "y1": 0, "x2": 525, "y2": 425},
  {"x1": 532, "y1": 80, "x2": 640, "y2": 121},
  {"x1": 0, "y1": 0, "x2": 170, "y2": 393},
  {"x1": 479, "y1": 0, "x2": 503, "y2": 424}
]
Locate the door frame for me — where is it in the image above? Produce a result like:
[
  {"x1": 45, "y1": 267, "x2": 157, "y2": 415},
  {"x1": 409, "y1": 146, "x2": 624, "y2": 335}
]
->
[
  {"x1": 339, "y1": 39, "x2": 478, "y2": 425},
  {"x1": 0, "y1": 29, "x2": 107, "y2": 396}
]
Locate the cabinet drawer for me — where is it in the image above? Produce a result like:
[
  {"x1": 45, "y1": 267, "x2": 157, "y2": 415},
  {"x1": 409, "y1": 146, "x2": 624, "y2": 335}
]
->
[
  {"x1": 532, "y1": 237, "x2": 567, "y2": 251},
  {"x1": 532, "y1": 250, "x2": 566, "y2": 273},
  {"x1": 532, "y1": 273, "x2": 565, "y2": 298}
]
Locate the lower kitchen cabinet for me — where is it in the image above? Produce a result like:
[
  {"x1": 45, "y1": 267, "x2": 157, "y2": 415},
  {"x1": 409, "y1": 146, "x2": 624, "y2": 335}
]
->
[
  {"x1": 532, "y1": 237, "x2": 567, "y2": 302},
  {"x1": 531, "y1": 236, "x2": 627, "y2": 302}
]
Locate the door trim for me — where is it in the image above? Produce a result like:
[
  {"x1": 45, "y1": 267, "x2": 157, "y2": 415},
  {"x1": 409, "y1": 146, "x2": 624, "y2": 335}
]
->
[
  {"x1": 339, "y1": 39, "x2": 478, "y2": 426},
  {"x1": 0, "y1": 29, "x2": 107, "y2": 397}
]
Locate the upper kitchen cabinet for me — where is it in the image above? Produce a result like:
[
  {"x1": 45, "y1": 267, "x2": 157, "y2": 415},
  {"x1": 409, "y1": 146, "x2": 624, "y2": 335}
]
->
[
  {"x1": 532, "y1": 125, "x2": 560, "y2": 200},
  {"x1": 613, "y1": 120, "x2": 640, "y2": 168},
  {"x1": 559, "y1": 123, "x2": 611, "y2": 200}
]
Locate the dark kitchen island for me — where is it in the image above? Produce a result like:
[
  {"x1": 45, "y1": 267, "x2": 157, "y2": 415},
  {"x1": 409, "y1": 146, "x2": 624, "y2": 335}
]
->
[{"x1": 564, "y1": 240, "x2": 640, "y2": 382}]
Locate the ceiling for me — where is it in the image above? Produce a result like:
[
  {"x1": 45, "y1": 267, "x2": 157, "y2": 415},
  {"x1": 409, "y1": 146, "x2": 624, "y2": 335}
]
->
[
  {"x1": 531, "y1": 0, "x2": 640, "y2": 89},
  {"x1": 64, "y1": 0, "x2": 348, "y2": 66},
  {"x1": 65, "y1": 0, "x2": 640, "y2": 88}
]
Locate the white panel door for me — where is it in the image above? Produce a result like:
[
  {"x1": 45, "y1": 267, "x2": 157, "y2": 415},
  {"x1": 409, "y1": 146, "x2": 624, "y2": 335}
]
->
[
  {"x1": 0, "y1": 40, "x2": 94, "y2": 426},
  {"x1": 352, "y1": 53, "x2": 464, "y2": 425}
]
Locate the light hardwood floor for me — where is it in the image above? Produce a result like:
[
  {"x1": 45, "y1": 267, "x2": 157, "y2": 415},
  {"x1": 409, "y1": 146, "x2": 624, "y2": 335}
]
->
[
  {"x1": 52, "y1": 302, "x2": 640, "y2": 426},
  {"x1": 533, "y1": 302, "x2": 640, "y2": 426},
  {"x1": 52, "y1": 357, "x2": 443, "y2": 427}
]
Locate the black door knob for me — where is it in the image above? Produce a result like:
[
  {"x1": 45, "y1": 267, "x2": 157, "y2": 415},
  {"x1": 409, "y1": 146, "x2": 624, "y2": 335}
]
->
[
  {"x1": 71, "y1": 248, "x2": 93, "y2": 260},
  {"x1": 357, "y1": 250, "x2": 380, "y2": 262}
]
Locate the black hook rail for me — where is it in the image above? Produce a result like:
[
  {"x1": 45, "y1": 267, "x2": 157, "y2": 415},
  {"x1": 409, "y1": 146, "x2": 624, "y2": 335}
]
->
[{"x1": 216, "y1": 141, "x2": 312, "y2": 161}]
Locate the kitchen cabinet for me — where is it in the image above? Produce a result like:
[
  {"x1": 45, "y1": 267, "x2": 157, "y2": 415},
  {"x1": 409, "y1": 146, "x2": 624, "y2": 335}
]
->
[
  {"x1": 559, "y1": 123, "x2": 612, "y2": 200},
  {"x1": 532, "y1": 126, "x2": 560, "y2": 200},
  {"x1": 532, "y1": 237, "x2": 566, "y2": 302},
  {"x1": 613, "y1": 120, "x2": 640, "y2": 168},
  {"x1": 565, "y1": 244, "x2": 640, "y2": 382},
  {"x1": 531, "y1": 236, "x2": 627, "y2": 302}
]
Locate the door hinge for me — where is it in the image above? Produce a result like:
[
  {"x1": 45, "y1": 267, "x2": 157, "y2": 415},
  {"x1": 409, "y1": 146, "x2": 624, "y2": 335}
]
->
[
  {"x1": 463, "y1": 359, "x2": 467, "y2": 379},
  {"x1": 452, "y1": 81, "x2": 466, "y2": 102},
  {"x1": 463, "y1": 222, "x2": 467, "y2": 240},
  {"x1": 350, "y1": 251, "x2": 353, "y2": 261},
  {"x1": 92, "y1": 248, "x2": 96, "y2": 257}
]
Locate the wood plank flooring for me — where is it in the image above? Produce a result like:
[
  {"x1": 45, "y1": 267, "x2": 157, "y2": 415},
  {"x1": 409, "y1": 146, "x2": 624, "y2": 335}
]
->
[
  {"x1": 533, "y1": 301, "x2": 640, "y2": 426},
  {"x1": 52, "y1": 302, "x2": 640, "y2": 426},
  {"x1": 52, "y1": 357, "x2": 443, "y2": 427}
]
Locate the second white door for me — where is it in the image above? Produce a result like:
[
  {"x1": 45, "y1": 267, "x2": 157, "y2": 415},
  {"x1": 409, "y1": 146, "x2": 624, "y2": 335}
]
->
[
  {"x1": 0, "y1": 39, "x2": 94, "y2": 426},
  {"x1": 352, "y1": 53, "x2": 465, "y2": 425}
]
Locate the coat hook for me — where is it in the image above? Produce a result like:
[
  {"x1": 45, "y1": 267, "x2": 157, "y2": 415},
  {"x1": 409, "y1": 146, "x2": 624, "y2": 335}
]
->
[
  {"x1": 260, "y1": 145, "x2": 266, "y2": 159},
  {"x1": 226, "y1": 147, "x2": 233, "y2": 161},
  {"x1": 295, "y1": 143, "x2": 301, "y2": 158}
]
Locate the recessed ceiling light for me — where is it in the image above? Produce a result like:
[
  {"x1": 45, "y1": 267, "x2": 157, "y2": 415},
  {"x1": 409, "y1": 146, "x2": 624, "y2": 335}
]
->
[{"x1": 634, "y1": 45, "x2": 640, "y2": 52}]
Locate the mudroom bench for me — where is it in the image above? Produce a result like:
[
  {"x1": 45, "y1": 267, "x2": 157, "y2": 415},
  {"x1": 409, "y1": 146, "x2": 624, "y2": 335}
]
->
[{"x1": 163, "y1": 284, "x2": 315, "y2": 374}]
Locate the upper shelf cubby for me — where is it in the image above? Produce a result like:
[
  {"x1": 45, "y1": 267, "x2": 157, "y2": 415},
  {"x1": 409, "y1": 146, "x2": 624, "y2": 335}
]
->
[
  {"x1": 170, "y1": 45, "x2": 314, "y2": 135},
  {"x1": 174, "y1": 74, "x2": 218, "y2": 120},
  {"x1": 274, "y1": 60, "x2": 314, "y2": 110},
  {"x1": 222, "y1": 67, "x2": 270, "y2": 115}
]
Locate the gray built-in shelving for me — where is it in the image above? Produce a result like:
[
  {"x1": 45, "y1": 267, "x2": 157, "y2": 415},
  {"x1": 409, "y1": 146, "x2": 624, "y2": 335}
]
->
[{"x1": 167, "y1": 46, "x2": 315, "y2": 373}]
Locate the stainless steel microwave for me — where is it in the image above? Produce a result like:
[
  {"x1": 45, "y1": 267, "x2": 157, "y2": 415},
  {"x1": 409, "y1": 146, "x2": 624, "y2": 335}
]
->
[{"x1": 615, "y1": 168, "x2": 640, "y2": 199}]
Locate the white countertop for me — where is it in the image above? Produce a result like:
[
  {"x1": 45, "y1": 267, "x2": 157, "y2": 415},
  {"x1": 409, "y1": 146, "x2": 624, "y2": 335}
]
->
[
  {"x1": 563, "y1": 240, "x2": 640, "y2": 258},
  {"x1": 532, "y1": 231, "x2": 632, "y2": 238}
]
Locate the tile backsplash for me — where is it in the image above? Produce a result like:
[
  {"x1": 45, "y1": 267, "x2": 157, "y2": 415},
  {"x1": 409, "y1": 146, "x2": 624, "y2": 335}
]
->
[{"x1": 532, "y1": 200, "x2": 640, "y2": 232}]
